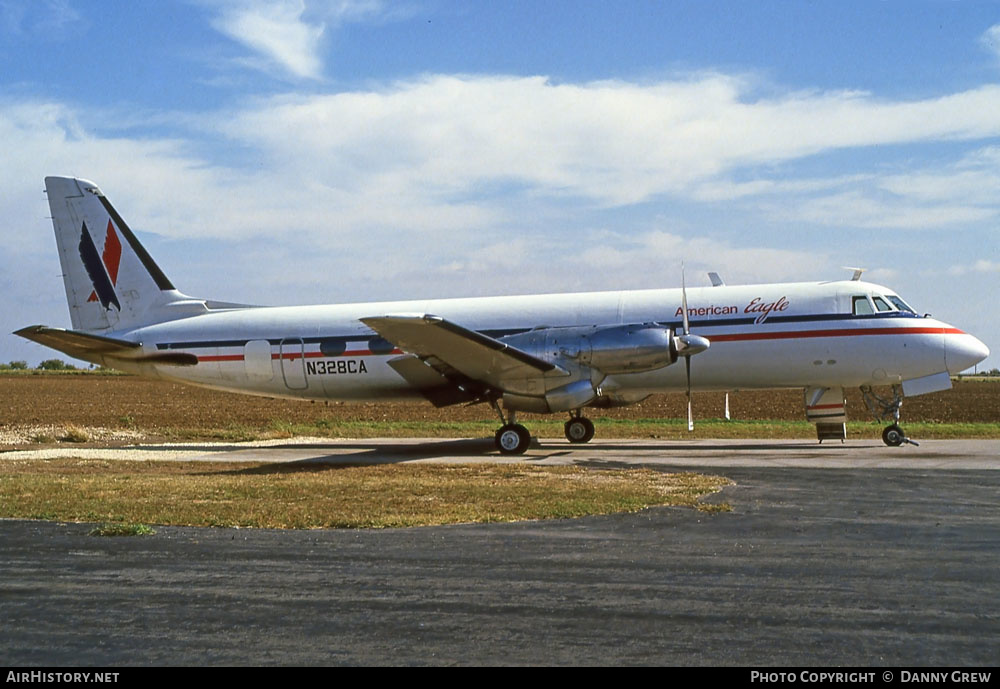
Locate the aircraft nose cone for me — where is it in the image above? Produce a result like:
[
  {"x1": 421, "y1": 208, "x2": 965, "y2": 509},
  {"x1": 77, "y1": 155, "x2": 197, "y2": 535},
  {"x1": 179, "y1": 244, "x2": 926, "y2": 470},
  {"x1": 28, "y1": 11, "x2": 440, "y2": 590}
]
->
[{"x1": 945, "y1": 333, "x2": 990, "y2": 374}]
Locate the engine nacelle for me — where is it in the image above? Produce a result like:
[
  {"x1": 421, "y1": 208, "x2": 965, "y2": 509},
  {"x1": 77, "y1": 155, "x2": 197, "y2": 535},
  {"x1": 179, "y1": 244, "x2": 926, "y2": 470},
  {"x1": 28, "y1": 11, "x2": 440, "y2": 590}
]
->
[
  {"x1": 579, "y1": 324, "x2": 676, "y2": 374},
  {"x1": 500, "y1": 323, "x2": 676, "y2": 376},
  {"x1": 504, "y1": 379, "x2": 598, "y2": 413},
  {"x1": 497, "y1": 324, "x2": 676, "y2": 413}
]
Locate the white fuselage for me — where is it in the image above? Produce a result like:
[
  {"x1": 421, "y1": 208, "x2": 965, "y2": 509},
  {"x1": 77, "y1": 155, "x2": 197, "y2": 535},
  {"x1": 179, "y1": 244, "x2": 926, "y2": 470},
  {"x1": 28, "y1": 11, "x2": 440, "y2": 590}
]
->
[{"x1": 109, "y1": 280, "x2": 986, "y2": 404}]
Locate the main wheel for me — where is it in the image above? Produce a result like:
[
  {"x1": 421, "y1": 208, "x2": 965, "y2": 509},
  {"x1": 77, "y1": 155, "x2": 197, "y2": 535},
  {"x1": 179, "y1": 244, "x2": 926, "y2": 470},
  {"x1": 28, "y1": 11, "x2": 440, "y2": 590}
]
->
[
  {"x1": 495, "y1": 423, "x2": 532, "y2": 455},
  {"x1": 882, "y1": 424, "x2": 904, "y2": 447},
  {"x1": 564, "y1": 417, "x2": 595, "y2": 444}
]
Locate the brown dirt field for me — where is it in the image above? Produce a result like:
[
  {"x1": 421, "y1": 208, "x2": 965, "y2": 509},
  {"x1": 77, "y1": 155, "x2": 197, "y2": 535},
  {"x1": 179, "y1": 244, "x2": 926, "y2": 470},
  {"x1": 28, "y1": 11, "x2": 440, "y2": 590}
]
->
[{"x1": 2, "y1": 374, "x2": 998, "y2": 433}]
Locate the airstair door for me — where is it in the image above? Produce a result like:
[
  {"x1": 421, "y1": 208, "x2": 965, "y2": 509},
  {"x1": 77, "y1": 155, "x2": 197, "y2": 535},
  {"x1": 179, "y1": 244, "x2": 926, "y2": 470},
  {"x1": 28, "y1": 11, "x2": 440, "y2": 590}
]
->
[{"x1": 279, "y1": 338, "x2": 308, "y2": 390}]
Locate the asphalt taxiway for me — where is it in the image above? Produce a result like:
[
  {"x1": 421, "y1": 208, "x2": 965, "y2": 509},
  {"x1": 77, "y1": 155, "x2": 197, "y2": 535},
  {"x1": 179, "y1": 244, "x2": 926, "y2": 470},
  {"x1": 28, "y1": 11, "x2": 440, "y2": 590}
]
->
[{"x1": 1, "y1": 438, "x2": 997, "y2": 665}]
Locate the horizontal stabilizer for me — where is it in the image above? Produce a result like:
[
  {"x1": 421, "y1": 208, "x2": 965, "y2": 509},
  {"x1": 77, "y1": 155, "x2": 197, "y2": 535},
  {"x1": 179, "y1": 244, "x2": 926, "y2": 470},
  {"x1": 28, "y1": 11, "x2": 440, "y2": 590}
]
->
[
  {"x1": 14, "y1": 325, "x2": 196, "y2": 366},
  {"x1": 362, "y1": 314, "x2": 564, "y2": 390},
  {"x1": 15, "y1": 325, "x2": 140, "y2": 357}
]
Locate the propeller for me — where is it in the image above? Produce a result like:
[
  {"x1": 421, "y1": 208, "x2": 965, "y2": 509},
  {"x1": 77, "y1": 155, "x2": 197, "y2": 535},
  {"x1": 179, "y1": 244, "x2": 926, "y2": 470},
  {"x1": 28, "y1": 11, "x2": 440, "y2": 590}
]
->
[{"x1": 675, "y1": 266, "x2": 710, "y2": 431}]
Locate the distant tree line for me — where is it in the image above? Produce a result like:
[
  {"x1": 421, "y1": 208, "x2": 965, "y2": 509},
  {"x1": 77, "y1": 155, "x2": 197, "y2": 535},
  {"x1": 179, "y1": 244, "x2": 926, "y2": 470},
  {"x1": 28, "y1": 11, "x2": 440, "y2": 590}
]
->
[
  {"x1": 958, "y1": 367, "x2": 1000, "y2": 377},
  {"x1": 0, "y1": 359, "x2": 79, "y2": 371}
]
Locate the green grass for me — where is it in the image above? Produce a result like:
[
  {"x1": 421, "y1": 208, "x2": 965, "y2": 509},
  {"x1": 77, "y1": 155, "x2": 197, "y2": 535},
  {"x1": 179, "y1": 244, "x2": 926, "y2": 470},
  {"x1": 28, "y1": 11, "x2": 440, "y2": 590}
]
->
[
  {"x1": 154, "y1": 417, "x2": 1000, "y2": 443},
  {"x1": 0, "y1": 460, "x2": 732, "y2": 529},
  {"x1": 89, "y1": 522, "x2": 156, "y2": 537}
]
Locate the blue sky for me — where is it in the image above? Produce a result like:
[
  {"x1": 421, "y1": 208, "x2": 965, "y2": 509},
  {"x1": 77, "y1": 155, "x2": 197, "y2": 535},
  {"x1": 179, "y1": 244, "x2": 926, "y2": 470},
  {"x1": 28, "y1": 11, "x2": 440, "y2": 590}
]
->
[{"x1": 1, "y1": 0, "x2": 998, "y2": 371}]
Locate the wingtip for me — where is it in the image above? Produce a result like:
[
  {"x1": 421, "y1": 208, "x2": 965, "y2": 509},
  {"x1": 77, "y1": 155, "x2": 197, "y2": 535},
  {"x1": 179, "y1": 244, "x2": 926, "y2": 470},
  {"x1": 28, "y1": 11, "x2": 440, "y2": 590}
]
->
[{"x1": 13, "y1": 324, "x2": 51, "y2": 338}]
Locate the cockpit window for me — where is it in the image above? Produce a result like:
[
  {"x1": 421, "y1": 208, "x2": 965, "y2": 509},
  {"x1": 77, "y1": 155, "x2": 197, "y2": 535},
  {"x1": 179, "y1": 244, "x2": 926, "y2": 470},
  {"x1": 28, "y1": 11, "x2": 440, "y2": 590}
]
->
[
  {"x1": 886, "y1": 295, "x2": 915, "y2": 313},
  {"x1": 852, "y1": 296, "x2": 874, "y2": 315},
  {"x1": 872, "y1": 296, "x2": 893, "y2": 312}
]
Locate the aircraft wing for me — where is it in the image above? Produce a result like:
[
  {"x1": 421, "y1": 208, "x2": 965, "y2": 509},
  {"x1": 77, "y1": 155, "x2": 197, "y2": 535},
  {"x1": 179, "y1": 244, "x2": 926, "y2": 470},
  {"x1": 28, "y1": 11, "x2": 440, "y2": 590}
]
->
[
  {"x1": 14, "y1": 325, "x2": 196, "y2": 366},
  {"x1": 360, "y1": 314, "x2": 566, "y2": 392}
]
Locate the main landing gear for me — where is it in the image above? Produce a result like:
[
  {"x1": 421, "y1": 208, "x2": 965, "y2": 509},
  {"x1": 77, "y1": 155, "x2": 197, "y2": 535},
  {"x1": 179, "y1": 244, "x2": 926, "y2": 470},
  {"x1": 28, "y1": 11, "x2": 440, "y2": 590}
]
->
[
  {"x1": 490, "y1": 400, "x2": 531, "y2": 455},
  {"x1": 490, "y1": 402, "x2": 597, "y2": 454},
  {"x1": 861, "y1": 385, "x2": 919, "y2": 447},
  {"x1": 495, "y1": 423, "x2": 532, "y2": 455},
  {"x1": 564, "y1": 411, "x2": 595, "y2": 444}
]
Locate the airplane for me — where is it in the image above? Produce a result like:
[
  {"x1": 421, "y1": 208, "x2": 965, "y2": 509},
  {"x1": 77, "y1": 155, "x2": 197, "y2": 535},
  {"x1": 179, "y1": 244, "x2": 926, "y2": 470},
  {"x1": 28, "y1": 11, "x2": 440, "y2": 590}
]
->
[{"x1": 16, "y1": 176, "x2": 990, "y2": 454}]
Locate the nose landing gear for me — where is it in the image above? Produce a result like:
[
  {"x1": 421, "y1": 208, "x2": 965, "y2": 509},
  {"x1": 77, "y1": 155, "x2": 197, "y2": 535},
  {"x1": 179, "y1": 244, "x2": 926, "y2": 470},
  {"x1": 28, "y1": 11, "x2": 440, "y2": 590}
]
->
[{"x1": 861, "y1": 385, "x2": 919, "y2": 447}]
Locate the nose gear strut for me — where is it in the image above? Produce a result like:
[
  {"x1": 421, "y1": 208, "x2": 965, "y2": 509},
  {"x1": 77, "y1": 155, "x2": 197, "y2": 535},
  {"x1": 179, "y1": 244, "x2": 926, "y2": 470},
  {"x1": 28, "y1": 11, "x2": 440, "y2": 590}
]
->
[{"x1": 860, "y1": 384, "x2": 919, "y2": 447}]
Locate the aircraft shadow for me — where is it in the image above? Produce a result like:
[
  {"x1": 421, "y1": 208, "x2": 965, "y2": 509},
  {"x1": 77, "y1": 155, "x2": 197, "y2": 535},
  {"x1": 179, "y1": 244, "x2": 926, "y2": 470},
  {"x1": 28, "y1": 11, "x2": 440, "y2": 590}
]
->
[{"x1": 187, "y1": 436, "x2": 864, "y2": 475}]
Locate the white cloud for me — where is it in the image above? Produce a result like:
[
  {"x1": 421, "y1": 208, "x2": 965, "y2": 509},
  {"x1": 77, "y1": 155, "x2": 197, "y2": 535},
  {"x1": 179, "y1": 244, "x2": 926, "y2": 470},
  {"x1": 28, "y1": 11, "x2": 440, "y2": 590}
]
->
[
  {"x1": 213, "y1": 74, "x2": 1000, "y2": 210},
  {"x1": 208, "y1": 0, "x2": 327, "y2": 79},
  {"x1": 948, "y1": 259, "x2": 1000, "y2": 276},
  {"x1": 7, "y1": 72, "x2": 1000, "y2": 250},
  {"x1": 762, "y1": 190, "x2": 997, "y2": 229},
  {"x1": 204, "y1": 0, "x2": 390, "y2": 80},
  {"x1": 746, "y1": 143, "x2": 1000, "y2": 230}
]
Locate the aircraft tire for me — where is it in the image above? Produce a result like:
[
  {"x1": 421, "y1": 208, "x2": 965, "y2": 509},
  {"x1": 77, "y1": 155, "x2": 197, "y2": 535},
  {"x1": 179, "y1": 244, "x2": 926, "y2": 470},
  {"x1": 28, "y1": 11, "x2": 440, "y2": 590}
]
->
[
  {"x1": 564, "y1": 417, "x2": 595, "y2": 443},
  {"x1": 882, "y1": 424, "x2": 905, "y2": 447},
  {"x1": 495, "y1": 424, "x2": 531, "y2": 455}
]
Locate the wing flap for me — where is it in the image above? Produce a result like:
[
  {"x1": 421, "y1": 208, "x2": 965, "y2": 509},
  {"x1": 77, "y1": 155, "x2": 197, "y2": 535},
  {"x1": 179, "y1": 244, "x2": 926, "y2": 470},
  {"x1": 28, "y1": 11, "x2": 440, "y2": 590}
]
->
[
  {"x1": 387, "y1": 355, "x2": 481, "y2": 407},
  {"x1": 361, "y1": 314, "x2": 565, "y2": 389}
]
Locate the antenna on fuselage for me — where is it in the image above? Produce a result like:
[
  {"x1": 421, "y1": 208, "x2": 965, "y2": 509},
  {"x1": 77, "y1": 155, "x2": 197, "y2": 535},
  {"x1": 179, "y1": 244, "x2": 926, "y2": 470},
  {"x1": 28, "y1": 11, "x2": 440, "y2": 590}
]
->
[{"x1": 843, "y1": 266, "x2": 866, "y2": 281}]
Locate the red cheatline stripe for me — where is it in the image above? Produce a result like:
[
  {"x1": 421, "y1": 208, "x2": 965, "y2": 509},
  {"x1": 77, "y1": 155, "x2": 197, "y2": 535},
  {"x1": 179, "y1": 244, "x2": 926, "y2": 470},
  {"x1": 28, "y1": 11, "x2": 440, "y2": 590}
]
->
[{"x1": 708, "y1": 326, "x2": 964, "y2": 343}]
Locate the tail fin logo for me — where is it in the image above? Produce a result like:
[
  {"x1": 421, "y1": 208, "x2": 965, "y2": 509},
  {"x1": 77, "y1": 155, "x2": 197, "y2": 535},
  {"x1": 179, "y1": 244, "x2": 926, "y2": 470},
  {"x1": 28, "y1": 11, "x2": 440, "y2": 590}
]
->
[{"x1": 79, "y1": 220, "x2": 122, "y2": 311}]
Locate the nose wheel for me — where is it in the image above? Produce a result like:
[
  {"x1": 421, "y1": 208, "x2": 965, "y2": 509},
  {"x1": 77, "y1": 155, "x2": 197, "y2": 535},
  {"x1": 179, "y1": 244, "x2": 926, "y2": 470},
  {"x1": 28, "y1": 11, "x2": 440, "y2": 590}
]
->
[{"x1": 882, "y1": 423, "x2": 918, "y2": 447}]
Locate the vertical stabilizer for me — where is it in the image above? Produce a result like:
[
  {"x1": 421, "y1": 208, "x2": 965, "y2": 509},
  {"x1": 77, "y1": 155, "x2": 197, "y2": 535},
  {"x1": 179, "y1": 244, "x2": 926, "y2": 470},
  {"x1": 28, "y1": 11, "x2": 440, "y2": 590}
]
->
[{"x1": 45, "y1": 176, "x2": 187, "y2": 333}]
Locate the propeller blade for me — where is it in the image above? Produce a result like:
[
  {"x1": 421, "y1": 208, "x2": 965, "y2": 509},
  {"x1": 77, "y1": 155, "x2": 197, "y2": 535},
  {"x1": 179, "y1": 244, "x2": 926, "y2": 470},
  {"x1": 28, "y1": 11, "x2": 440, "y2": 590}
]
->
[
  {"x1": 685, "y1": 356, "x2": 694, "y2": 431},
  {"x1": 679, "y1": 265, "x2": 699, "y2": 432}
]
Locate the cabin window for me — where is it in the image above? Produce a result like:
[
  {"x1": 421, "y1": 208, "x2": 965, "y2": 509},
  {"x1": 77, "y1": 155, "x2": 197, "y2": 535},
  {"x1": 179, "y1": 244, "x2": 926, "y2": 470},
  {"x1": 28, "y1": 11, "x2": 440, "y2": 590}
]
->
[
  {"x1": 872, "y1": 296, "x2": 893, "y2": 312},
  {"x1": 852, "y1": 296, "x2": 874, "y2": 315},
  {"x1": 319, "y1": 339, "x2": 346, "y2": 357},
  {"x1": 886, "y1": 295, "x2": 915, "y2": 313},
  {"x1": 368, "y1": 337, "x2": 395, "y2": 355}
]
